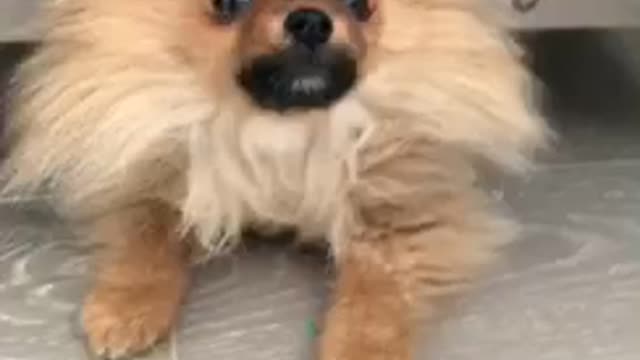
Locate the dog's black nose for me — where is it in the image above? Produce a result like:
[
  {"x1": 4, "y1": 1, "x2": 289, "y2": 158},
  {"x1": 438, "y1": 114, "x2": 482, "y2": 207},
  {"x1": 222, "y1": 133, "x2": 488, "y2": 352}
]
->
[{"x1": 284, "y1": 9, "x2": 333, "y2": 50}]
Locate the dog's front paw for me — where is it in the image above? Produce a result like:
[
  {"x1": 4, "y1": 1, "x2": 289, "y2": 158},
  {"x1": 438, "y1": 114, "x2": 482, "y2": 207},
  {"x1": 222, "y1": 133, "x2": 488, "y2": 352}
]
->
[
  {"x1": 82, "y1": 284, "x2": 180, "y2": 359},
  {"x1": 319, "y1": 311, "x2": 411, "y2": 360}
]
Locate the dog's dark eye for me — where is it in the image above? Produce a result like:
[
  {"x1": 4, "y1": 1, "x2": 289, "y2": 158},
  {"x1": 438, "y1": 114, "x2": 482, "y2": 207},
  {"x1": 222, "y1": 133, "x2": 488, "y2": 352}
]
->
[
  {"x1": 344, "y1": 0, "x2": 373, "y2": 21},
  {"x1": 212, "y1": 0, "x2": 252, "y2": 23}
]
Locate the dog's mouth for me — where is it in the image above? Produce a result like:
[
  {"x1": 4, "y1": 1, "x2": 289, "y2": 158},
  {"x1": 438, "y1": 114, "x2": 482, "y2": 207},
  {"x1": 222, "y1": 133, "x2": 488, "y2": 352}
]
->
[{"x1": 237, "y1": 45, "x2": 357, "y2": 112}]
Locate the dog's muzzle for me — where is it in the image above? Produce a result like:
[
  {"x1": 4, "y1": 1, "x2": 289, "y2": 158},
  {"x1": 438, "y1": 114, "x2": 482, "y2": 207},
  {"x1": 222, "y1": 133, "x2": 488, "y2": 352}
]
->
[{"x1": 237, "y1": 8, "x2": 357, "y2": 112}]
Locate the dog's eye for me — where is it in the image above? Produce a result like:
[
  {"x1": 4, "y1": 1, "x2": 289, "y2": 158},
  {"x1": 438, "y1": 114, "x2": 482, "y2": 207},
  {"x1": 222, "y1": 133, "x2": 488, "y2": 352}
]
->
[
  {"x1": 211, "y1": 0, "x2": 252, "y2": 23},
  {"x1": 344, "y1": 0, "x2": 373, "y2": 21}
]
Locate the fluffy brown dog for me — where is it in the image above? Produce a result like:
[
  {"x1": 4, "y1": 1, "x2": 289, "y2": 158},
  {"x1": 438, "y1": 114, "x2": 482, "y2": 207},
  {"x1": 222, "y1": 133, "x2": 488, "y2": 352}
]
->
[{"x1": 2, "y1": 0, "x2": 549, "y2": 358}]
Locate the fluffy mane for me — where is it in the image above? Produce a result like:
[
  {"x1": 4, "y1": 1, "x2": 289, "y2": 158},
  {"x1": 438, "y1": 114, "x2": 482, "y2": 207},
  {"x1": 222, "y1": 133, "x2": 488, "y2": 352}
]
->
[{"x1": 1, "y1": 0, "x2": 549, "y2": 253}]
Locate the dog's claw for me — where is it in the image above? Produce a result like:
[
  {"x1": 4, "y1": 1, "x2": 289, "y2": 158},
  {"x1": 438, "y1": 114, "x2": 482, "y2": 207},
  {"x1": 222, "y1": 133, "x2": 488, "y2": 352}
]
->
[{"x1": 81, "y1": 285, "x2": 176, "y2": 359}]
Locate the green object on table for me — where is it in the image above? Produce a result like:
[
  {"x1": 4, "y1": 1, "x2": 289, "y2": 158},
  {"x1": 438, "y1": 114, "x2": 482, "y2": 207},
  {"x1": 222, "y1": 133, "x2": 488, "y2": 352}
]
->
[{"x1": 306, "y1": 320, "x2": 318, "y2": 338}]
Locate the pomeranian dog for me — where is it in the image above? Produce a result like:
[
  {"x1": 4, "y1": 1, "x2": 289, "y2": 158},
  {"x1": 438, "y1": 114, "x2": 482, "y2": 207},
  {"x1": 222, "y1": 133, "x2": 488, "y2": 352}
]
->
[{"x1": 2, "y1": 0, "x2": 548, "y2": 358}]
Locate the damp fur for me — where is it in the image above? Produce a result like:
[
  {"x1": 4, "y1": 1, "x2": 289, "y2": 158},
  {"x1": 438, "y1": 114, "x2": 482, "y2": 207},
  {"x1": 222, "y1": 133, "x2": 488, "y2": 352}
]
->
[
  {"x1": 3, "y1": 0, "x2": 547, "y2": 251},
  {"x1": 1, "y1": 1, "x2": 550, "y2": 357}
]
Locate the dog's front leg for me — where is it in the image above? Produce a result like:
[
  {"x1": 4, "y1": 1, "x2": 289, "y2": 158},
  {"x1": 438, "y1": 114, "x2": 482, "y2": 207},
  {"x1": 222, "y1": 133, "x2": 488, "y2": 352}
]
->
[
  {"x1": 319, "y1": 139, "x2": 508, "y2": 360},
  {"x1": 81, "y1": 202, "x2": 191, "y2": 359}
]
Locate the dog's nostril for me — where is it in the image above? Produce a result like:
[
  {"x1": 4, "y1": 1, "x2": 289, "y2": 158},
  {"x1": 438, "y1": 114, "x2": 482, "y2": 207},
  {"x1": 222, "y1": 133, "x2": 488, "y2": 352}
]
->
[{"x1": 284, "y1": 8, "x2": 333, "y2": 49}]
